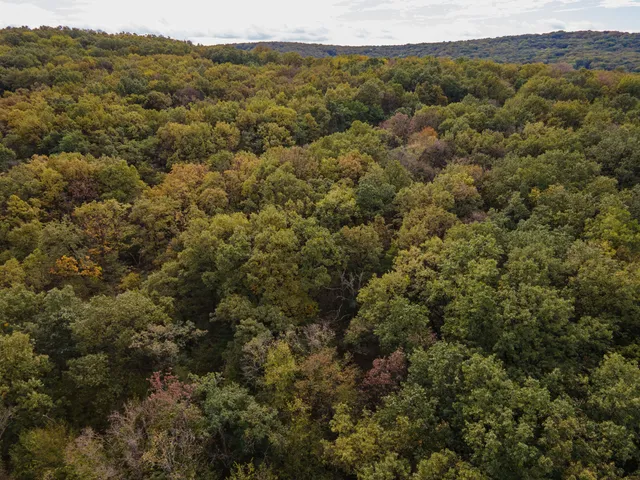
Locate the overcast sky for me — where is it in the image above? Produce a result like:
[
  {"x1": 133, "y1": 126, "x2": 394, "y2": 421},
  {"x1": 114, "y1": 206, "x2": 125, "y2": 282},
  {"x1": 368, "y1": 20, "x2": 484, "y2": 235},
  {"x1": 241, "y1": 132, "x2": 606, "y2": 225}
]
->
[{"x1": 0, "y1": 0, "x2": 638, "y2": 45}]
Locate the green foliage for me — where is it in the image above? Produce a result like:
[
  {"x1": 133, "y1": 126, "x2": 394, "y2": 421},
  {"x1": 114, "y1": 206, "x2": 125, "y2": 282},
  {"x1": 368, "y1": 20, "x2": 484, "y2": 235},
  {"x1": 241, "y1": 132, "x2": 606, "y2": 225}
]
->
[
  {"x1": 0, "y1": 26, "x2": 639, "y2": 480},
  {"x1": 196, "y1": 373, "x2": 279, "y2": 466},
  {"x1": 10, "y1": 424, "x2": 70, "y2": 480},
  {"x1": 0, "y1": 332, "x2": 51, "y2": 442}
]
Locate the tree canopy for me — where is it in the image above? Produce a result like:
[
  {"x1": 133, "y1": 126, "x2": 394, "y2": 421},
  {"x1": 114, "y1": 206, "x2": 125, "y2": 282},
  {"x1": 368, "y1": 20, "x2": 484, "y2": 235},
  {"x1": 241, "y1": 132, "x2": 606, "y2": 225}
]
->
[{"x1": 1, "y1": 26, "x2": 640, "y2": 480}]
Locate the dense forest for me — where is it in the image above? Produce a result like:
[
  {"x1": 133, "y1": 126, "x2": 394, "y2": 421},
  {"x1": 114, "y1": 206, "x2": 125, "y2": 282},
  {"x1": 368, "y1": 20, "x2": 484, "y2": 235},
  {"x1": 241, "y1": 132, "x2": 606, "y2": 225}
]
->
[
  {"x1": 1, "y1": 26, "x2": 640, "y2": 479},
  {"x1": 234, "y1": 31, "x2": 640, "y2": 72}
]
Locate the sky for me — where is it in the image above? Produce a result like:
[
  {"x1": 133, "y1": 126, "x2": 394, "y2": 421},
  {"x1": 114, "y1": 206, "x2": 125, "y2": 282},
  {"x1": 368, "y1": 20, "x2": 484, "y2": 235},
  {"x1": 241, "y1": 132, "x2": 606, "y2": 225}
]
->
[{"x1": 0, "y1": 0, "x2": 638, "y2": 45}]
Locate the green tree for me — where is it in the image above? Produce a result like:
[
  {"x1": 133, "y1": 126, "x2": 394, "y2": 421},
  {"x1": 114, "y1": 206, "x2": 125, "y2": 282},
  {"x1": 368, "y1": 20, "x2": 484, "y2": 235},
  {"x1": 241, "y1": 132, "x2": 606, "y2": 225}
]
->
[{"x1": 0, "y1": 332, "x2": 51, "y2": 443}]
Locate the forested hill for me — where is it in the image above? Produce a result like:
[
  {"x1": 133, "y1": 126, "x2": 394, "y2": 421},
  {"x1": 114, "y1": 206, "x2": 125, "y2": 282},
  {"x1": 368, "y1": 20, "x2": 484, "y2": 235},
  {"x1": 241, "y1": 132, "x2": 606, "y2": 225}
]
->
[
  {"x1": 234, "y1": 30, "x2": 640, "y2": 72},
  {"x1": 3, "y1": 26, "x2": 640, "y2": 479}
]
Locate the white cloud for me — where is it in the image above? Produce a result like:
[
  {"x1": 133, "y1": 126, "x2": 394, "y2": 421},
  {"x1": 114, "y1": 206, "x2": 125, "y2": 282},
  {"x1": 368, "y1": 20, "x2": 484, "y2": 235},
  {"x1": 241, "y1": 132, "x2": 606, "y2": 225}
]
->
[
  {"x1": 599, "y1": 0, "x2": 639, "y2": 7},
  {"x1": 534, "y1": 17, "x2": 598, "y2": 31},
  {"x1": 0, "y1": 1, "x2": 61, "y2": 27}
]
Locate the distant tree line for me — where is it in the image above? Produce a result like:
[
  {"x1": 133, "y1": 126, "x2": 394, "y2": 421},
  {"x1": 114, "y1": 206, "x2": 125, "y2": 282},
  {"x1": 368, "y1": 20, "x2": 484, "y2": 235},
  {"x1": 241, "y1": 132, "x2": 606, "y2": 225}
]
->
[{"x1": 234, "y1": 30, "x2": 640, "y2": 72}]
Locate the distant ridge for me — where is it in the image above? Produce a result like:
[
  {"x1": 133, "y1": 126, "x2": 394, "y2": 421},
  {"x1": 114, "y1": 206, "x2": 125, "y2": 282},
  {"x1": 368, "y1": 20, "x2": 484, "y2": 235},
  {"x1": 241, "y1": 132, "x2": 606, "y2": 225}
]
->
[{"x1": 232, "y1": 30, "x2": 640, "y2": 72}]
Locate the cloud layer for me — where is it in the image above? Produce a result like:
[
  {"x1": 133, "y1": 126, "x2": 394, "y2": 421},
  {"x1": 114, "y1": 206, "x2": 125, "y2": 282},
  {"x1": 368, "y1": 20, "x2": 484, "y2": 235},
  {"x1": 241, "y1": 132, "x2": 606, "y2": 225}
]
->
[{"x1": 0, "y1": 0, "x2": 638, "y2": 45}]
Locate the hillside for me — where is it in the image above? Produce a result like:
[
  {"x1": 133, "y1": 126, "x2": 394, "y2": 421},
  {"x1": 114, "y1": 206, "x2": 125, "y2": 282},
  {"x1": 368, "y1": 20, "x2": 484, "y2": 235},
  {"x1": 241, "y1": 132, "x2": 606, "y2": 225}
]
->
[
  {"x1": 1, "y1": 26, "x2": 640, "y2": 479},
  {"x1": 234, "y1": 30, "x2": 640, "y2": 71}
]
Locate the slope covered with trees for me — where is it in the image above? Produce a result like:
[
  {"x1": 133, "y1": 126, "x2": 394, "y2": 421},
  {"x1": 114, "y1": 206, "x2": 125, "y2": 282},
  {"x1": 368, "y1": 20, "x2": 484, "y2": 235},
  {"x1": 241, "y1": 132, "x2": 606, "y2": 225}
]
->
[
  {"x1": 1, "y1": 26, "x2": 640, "y2": 479},
  {"x1": 234, "y1": 30, "x2": 640, "y2": 72}
]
